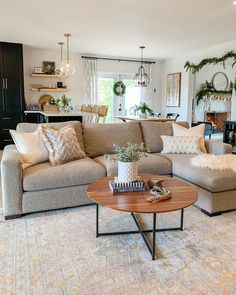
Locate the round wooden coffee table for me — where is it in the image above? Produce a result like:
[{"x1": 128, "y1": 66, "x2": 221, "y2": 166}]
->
[{"x1": 87, "y1": 174, "x2": 198, "y2": 260}]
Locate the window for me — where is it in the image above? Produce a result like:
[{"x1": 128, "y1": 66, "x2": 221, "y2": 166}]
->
[{"x1": 97, "y1": 73, "x2": 141, "y2": 122}]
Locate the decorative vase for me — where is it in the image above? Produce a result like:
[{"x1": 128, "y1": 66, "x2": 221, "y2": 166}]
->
[
  {"x1": 139, "y1": 112, "x2": 147, "y2": 118},
  {"x1": 59, "y1": 106, "x2": 70, "y2": 113},
  {"x1": 118, "y1": 161, "x2": 139, "y2": 183}
]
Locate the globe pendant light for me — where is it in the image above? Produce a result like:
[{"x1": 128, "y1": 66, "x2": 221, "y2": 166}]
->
[
  {"x1": 60, "y1": 33, "x2": 76, "y2": 78},
  {"x1": 55, "y1": 42, "x2": 64, "y2": 75},
  {"x1": 134, "y1": 46, "x2": 150, "y2": 87}
]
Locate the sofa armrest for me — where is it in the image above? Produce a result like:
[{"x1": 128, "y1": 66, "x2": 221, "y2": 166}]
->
[
  {"x1": 1, "y1": 145, "x2": 23, "y2": 217},
  {"x1": 205, "y1": 140, "x2": 233, "y2": 155}
]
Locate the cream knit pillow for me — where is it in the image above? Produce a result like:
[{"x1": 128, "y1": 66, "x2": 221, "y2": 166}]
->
[
  {"x1": 172, "y1": 123, "x2": 207, "y2": 153},
  {"x1": 161, "y1": 135, "x2": 202, "y2": 154},
  {"x1": 10, "y1": 130, "x2": 49, "y2": 169},
  {"x1": 39, "y1": 125, "x2": 85, "y2": 166}
]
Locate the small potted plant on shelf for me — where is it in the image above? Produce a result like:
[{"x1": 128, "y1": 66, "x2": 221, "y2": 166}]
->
[
  {"x1": 105, "y1": 143, "x2": 148, "y2": 183},
  {"x1": 134, "y1": 102, "x2": 154, "y2": 118},
  {"x1": 57, "y1": 95, "x2": 71, "y2": 113}
]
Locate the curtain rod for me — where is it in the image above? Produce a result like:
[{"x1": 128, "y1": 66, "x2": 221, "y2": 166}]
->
[{"x1": 81, "y1": 55, "x2": 155, "y2": 64}]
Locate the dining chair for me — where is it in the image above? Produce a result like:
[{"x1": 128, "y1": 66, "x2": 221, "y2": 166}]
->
[
  {"x1": 98, "y1": 105, "x2": 108, "y2": 123},
  {"x1": 153, "y1": 112, "x2": 161, "y2": 118},
  {"x1": 166, "y1": 113, "x2": 180, "y2": 121},
  {"x1": 82, "y1": 113, "x2": 99, "y2": 123}
]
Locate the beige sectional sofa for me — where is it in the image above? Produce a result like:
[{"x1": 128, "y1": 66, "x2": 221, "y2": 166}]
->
[{"x1": 1, "y1": 120, "x2": 234, "y2": 219}]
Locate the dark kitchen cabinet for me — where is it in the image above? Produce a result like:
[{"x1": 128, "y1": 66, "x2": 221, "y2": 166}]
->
[{"x1": 0, "y1": 42, "x2": 25, "y2": 149}]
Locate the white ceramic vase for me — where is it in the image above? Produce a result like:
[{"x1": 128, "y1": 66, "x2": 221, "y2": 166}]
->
[
  {"x1": 139, "y1": 112, "x2": 147, "y2": 118},
  {"x1": 118, "y1": 161, "x2": 139, "y2": 183}
]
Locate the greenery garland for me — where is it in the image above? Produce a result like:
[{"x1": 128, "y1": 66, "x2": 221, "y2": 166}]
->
[
  {"x1": 113, "y1": 81, "x2": 126, "y2": 96},
  {"x1": 185, "y1": 50, "x2": 236, "y2": 73},
  {"x1": 196, "y1": 80, "x2": 234, "y2": 105}
]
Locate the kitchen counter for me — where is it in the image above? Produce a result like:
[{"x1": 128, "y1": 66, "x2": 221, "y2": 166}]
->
[
  {"x1": 24, "y1": 110, "x2": 84, "y2": 123},
  {"x1": 24, "y1": 110, "x2": 84, "y2": 117}
]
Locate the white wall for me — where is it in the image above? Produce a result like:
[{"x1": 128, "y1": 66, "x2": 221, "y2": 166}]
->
[
  {"x1": 161, "y1": 40, "x2": 236, "y2": 123},
  {"x1": 23, "y1": 46, "x2": 163, "y2": 113},
  {"x1": 161, "y1": 57, "x2": 193, "y2": 122}
]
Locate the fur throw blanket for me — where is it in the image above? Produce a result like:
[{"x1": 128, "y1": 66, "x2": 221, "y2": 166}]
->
[{"x1": 191, "y1": 154, "x2": 236, "y2": 172}]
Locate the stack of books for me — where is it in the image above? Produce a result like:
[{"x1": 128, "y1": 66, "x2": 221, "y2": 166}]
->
[{"x1": 109, "y1": 178, "x2": 149, "y2": 193}]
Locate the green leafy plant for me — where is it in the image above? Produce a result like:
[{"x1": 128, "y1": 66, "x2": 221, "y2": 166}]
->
[
  {"x1": 105, "y1": 143, "x2": 148, "y2": 162},
  {"x1": 196, "y1": 80, "x2": 234, "y2": 105},
  {"x1": 184, "y1": 50, "x2": 236, "y2": 73},
  {"x1": 134, "y1": 102, "x2": 153, "y2": 115},
  {"x1": 57, "y1": 94, "x2": 71, "y2": 107}
]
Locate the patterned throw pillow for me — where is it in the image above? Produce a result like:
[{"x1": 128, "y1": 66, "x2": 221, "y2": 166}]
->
[
  {"x1": 161, "y1": 135, "x2": 202, "y2": 154},
  {"x1": 172, "y1": 123, "x2": 207, "y2": 153},
  {"x1": 38, "y1": 125, "x2": 85, "y2": 166}
]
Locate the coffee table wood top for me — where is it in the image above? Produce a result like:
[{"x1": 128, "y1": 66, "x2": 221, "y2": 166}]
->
[{"x1": 87, "y1": 174, "x2": 198, "y2": 214}]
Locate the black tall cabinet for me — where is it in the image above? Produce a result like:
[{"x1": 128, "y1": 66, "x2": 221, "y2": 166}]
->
[{"x1": 0, "y1": 42, "x2": 25, "y2": 148}]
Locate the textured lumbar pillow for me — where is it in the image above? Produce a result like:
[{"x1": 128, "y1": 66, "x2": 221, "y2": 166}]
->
[
  {"x1": 38, "y1": 125, "x2": 85, "y2": 165},
  {"x1": 172, "y1": 123, "x2": 207, "y2": 153},
  {"x1": 161, "y1": 135, "x2": 202, "y2": 154},
  {"x1": 10, "y1": 130, "x2": 49, "y2": 169}
]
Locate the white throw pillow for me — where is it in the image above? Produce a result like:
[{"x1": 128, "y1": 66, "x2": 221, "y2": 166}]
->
[
  {"x1": 172, "y1": 123, "x2": 207, "y2": 153},
  {"x1": 161, "y1": 135, "x2": 202, "y2": 154},
  {"x1": 10, "y1": 130, "x2": 49, "y2": 169}
]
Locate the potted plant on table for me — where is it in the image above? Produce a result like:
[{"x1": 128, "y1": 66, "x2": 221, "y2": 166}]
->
[
  {"x1": 134, "y1": 102, "x2": 153, "y2": 118},
  {"x1": 57, "y1": 95, "x2": 72, "y2": 113},
  {"x1": 105, "y1": 143, "x2": 148, "y2": 183}
]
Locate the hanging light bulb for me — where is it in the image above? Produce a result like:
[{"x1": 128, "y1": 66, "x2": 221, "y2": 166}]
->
[
  {"x1": 60, "y1": 33, "x2": 76, "y2": 78},
  {"x1": 134, "y1": 46, "x2": 150, "y2": 87},
  {"x1": 55, "y1": 42, "x2": 64, "y2": 75}
]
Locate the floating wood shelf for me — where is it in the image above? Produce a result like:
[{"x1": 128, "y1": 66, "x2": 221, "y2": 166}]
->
[
  {"x1": 31, "y1": 74, "x2": 65, "y2": 78},
  {"x1": 31, "y1": 88, "x2": 69, "y2": 92}
]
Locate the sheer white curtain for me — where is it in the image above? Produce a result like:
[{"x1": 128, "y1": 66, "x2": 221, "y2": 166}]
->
[
  {"x1": 144, "y1": 63, "x2": 152, "y2": 105},
  {"x1": 139, "y1": 63, "x2": 153, "y2": 106},
  {"x1": 84, "y1": 58, "x2": 97, "y2": 104}
]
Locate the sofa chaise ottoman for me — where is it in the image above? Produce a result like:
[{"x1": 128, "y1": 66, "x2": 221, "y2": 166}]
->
[{"x1": 1, "y1": 120, "x2": 235, "y2": 219}]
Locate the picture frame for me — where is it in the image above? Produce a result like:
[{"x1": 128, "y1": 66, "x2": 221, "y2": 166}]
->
[
  {"x1": 33, "y1": 67, "x2": 43, "y2": 74},
  {"x1": 166, "y1": 72, "x2": 181, "y2": 107},
  {"x1": 42, "y1": 61, "x2": 55, "y2": 74}
]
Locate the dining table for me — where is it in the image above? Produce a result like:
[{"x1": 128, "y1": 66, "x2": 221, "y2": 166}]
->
[{"x1": 114, "y1": 115, "x2": 175, "y2": 122}]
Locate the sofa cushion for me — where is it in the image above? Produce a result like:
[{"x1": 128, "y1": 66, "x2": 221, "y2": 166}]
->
[
  {"x1": 10, "y1": 129, "x2": 49, "y2": 169},
  {"x1": 82, "y1": 122, "x2": 143, "y2": 157},
  {"x1": 161, "y1": 135, "x2": 202, "y2": 154},
  {"x1": 39, "y1": 125, "x2": 85, "y2": 166},
  {"x1": 23, "y1": 157, "x2": 106, "y2": 192},
  {"x1": 17, "y1": 121, "x2": 85, "y2": 152},
  {"x1": 94, "y1": 153, "x2": 172, "y2": 176},
  {"x1": 140, "y1": 121, "x2": 189, "y2": 153},
  {"x1": 160, "y1": 153, "x2": 236, "y2": 193},
  {"x1": 172, "y1": 123, "x2": 207, "y2": 153}
]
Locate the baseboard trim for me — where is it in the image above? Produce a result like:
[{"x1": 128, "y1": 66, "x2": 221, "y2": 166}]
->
[{"x1": 5, "y1": 214, "x2": 23, "y2": 220}]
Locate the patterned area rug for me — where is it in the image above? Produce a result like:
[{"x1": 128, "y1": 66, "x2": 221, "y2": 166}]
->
[{"x1": 0, "y1": 205, "x2": 236, "y2": 295}]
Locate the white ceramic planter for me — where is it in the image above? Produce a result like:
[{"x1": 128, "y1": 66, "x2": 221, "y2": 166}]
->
[
  {"x1": 118, "y1": 161, "x2": 139, "y2": 183},
  {"x1": 139, "y1": 112, "x2": 147, "y2": 118}
]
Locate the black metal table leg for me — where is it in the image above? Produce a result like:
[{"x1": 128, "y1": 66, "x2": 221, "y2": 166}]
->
[
  {"x1": 94, "y1": 205, "x2": 185, "y2": 260},
  {"x1": 96, "y1": 204, "x2": 99, "y2": 237},
  {"x1": 180, "y1": 209, "x2": 184, "y2": 231},
  {"x1": 152, "y1": 214, "x2": 156, "y2": 260}
]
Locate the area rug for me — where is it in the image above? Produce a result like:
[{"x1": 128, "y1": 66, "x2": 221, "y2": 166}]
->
[
  {"x1": 0, "y1": 205, "x2": 236, "y2": 295},
  {"x1": 191, "y1": 154, "x2": 236, "y2": 172}
]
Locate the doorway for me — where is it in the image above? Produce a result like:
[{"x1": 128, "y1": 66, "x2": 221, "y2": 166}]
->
[{"x1": 97, "y1": 73, "x2": 141, "y2": 122}]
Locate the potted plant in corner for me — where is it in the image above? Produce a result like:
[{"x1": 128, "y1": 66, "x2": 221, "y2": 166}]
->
[
  {"x1": 134, "y1": 102, "x2": 153, "y2": 118},
  {"x1": 105, "y1": 143, "x2": 148, "y2": 183}
]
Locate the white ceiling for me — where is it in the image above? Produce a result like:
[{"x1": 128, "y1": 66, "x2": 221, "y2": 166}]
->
[{"x1": 0, "y1": 0, "x2": 236, "y2": 59}]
